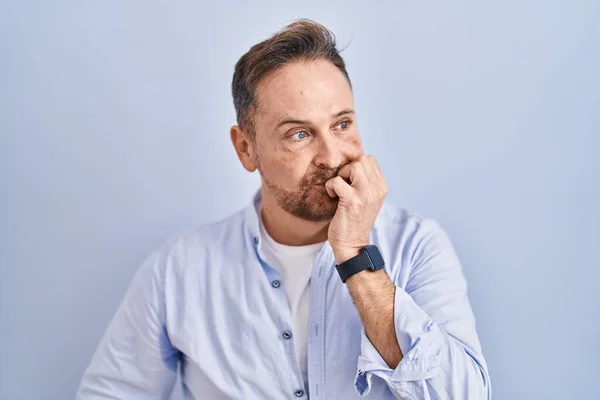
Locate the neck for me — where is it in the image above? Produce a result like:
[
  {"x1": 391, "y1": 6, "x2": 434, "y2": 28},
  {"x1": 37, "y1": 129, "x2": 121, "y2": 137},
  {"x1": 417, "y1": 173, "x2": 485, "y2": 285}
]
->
[{"x1": 259, "y1": 186, "x2": 329, "y2": 246}]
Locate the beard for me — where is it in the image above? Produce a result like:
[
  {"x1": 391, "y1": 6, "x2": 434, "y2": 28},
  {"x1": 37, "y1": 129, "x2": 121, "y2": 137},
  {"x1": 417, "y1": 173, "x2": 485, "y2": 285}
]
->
[{"x1": 259, "y1": 162, "x2": 347, "y2": 222}]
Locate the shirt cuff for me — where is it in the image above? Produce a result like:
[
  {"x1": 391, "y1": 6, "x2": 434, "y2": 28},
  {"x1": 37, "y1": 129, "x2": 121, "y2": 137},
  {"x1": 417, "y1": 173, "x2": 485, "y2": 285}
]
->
[{"x1": 354, "y1": 287, "x2": 443, "y2": 397}]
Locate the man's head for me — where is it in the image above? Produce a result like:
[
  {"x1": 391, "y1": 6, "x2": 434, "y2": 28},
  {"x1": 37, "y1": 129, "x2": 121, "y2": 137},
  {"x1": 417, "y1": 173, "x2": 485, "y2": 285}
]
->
[{"x1": 230, "y1": 20, "x2": 363, "y2": 222}]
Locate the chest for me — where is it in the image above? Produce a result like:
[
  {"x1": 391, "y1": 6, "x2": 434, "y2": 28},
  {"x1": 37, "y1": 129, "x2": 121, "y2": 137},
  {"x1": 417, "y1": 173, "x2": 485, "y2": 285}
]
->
[{"x1": 164, "y1": 249, "x2": 396, "y2": 399}]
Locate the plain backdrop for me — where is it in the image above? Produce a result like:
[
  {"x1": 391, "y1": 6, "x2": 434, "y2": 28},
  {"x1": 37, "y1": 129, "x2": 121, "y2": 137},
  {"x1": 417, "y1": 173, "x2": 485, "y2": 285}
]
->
[{"x1": 1, "y1": 1, "x2": 598, "y2": 399}]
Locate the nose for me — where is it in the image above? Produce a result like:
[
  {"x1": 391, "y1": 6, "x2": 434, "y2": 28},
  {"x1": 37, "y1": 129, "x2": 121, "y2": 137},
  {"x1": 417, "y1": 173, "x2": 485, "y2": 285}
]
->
[{"x1": 313, "y1": 133, "x2": 346, "y2": 169}]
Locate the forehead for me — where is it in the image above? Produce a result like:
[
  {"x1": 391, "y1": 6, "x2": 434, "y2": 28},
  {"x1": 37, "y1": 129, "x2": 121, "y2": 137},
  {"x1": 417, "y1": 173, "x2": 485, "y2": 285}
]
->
[{"x1": 254, "y1": 59, "x2": 354, "y2": 126}]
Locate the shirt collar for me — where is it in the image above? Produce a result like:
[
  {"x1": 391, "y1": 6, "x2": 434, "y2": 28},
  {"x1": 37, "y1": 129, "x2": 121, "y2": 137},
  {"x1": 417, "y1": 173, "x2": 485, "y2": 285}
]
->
[
  {"x1": 243, "y1": 188, "x2": 263, "y2": 248},
  {"x1": 242, "y1": 187, "x2": 379, "y2": 257},
  {"x1": 243, "y1": 188, "x2": 334, "y2": 256}
]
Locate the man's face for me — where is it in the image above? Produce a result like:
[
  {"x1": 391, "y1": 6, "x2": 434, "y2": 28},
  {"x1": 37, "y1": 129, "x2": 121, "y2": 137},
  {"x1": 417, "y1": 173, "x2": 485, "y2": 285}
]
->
[{"x1": 252, "y1": 59, "x2": 363, "y2": 222}]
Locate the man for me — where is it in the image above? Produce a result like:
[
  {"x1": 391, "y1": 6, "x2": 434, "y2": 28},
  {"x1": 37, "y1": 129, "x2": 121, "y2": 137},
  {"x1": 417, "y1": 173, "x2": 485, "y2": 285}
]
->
[{"x1": 77, "y1": 20, "x2": 491, "y2": 399}]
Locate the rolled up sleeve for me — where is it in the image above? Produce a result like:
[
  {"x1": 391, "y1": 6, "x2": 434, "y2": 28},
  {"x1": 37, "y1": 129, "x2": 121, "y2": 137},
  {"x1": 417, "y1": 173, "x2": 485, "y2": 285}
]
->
[{"x1": 354, "y1": 218, "x2": 491, "y2": 399}]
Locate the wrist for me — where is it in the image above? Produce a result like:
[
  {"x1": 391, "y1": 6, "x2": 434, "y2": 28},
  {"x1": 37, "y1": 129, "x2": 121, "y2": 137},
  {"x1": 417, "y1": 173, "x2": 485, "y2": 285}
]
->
[
  {"x1": 333, "y1": 237, "x2": 371, "y2": 264},
  {"x1": 334, "y1": 248, "x2": 361, "y2": 265},
  {"x1": 334, "y1": 244, "x2": 385, "y2": 284}
]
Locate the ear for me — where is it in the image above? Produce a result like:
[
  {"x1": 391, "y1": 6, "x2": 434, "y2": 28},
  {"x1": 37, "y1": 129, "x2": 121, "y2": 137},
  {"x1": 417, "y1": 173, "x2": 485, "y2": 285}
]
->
[{"x1": 230, "y1": 125, "x2": 258, "y2": 172}]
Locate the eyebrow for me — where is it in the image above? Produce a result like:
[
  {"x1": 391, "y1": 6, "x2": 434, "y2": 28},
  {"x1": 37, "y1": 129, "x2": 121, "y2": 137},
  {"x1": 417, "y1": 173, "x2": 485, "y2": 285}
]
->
[{"x1": 276, "y1": 108, "x2": 355, "y2": 128}]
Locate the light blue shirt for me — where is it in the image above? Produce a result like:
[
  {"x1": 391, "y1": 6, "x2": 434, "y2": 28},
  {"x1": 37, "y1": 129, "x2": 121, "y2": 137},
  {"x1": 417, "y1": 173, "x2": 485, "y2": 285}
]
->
[{"x1": 77, "y1": 191, "x2": 491, "y2": 399}]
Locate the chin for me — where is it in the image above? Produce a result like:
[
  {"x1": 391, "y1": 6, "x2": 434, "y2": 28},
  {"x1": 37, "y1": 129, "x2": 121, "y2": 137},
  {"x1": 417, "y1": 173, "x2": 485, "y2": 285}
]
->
[
  {"x1": 294, "y1": 190, "x2": 338, "y2": 222},
  {"x1": 266, "y1": 179, "x2": 338, "y2": 222}
]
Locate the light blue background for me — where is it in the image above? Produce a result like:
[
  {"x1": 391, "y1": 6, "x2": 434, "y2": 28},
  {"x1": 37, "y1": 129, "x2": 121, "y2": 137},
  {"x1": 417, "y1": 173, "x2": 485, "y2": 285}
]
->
[{"x1": 1, "y1": 1, "x2": 598, "y2": 399}]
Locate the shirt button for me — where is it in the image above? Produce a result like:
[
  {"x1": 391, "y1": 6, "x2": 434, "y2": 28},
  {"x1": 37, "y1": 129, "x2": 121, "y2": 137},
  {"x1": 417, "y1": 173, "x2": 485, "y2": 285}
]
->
[
  {"x1": 282, "y1": 330, "x2": 292, "y2": 340},
  {"x1": 294, "y1": 389, "x2": 305, "y2": 397},
  {"x1": 271, "y1": 280, "x2": 281, "y2": 288}
]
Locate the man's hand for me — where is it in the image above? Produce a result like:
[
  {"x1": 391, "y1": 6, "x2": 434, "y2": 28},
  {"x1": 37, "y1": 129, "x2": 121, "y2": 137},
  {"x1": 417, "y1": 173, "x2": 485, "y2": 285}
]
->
[
  {"x1": 325, "y1": 154, "x2": 389, "y2": 264},
  {"x1": 326, "y1": 155, "x2": 401, "y2": 368}
]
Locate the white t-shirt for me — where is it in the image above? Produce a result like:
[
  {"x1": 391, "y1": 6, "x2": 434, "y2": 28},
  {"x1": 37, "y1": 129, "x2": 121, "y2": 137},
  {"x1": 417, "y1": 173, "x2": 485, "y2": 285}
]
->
[{"x1": 258, "y1": 210, "x2": 324, "y2": 390}]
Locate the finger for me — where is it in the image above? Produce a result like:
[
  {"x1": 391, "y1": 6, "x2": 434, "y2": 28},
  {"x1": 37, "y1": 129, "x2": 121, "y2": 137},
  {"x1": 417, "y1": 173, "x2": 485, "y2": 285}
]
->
[
  {"x1": 367, "y1": 156, "x2": 389, "y2": 196},
  {"x1": 338, "y1": 160, "x2": 368, "y2": 188},
  {"x1": 359, "y1": 155, "x2": 377, "y2": 182},
  {"x1": 366, "y1": 155, "x2": 384, "y2": 181},
  {"x1": 325, "y1": 176, "x2": 355, "y2": 199},
  {"x1": 325, "y1": 178, "x2": 337, "y2": 198}
]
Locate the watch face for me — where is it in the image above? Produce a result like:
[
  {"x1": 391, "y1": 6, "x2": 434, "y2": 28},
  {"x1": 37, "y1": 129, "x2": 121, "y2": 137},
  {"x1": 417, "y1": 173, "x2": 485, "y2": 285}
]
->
[{"x1": 364, "y1": 245, "x2": 385, "y2": 270}]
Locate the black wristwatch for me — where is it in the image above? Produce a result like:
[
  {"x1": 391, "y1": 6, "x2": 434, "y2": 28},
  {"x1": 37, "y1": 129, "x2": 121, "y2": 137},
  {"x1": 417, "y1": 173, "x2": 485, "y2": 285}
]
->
[{"x1": 335, "y1": 245, "x2": 385, "y2": 283}]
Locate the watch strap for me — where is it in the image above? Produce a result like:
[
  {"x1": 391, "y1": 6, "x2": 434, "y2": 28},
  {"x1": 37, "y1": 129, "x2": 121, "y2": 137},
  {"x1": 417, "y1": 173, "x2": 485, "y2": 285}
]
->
[{"x1": 336, "y1": 251, "x2": 371, "y2": 283}]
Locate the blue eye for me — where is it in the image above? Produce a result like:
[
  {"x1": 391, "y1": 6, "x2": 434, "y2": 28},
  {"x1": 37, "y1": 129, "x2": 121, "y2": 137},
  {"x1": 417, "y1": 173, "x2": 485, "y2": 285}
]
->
[
  {"x1": 292, "y1": 131, "x2": 308, "y2": 140},
  {"x1": 339, "y1": 121, "x2": 350, "y2": 130}
]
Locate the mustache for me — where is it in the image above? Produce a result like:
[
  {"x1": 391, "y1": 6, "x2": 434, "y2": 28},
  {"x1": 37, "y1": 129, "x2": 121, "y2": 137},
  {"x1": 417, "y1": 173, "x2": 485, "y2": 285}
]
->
[{"x1": 304, "y1": 164, "x2": 347, "y2": 185}]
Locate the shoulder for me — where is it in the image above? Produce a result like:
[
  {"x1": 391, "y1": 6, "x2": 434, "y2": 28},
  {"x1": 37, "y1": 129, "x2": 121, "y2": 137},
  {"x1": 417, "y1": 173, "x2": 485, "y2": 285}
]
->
[
  {"x1": 374, "y1": 201, "x2": 443, "y2": 241},
  {"x1": 137, "y1": 207, "x2": 249, "y2": 281},
  {"x1": 167, "y1": 208, "x2": 247, "y2": 258},
  {"x1": 372, "y1": 202, "x2": 452, "y2": 283}
]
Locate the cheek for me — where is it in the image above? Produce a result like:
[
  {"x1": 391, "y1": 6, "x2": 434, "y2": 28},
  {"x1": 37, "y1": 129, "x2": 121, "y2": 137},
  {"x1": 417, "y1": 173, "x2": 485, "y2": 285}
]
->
[
  {"x1": 263, "y1": 152, "x2": 308, "y2": 185},
  {"x1": 348, "y1": 135, "x2": 364, "y2": 154}
]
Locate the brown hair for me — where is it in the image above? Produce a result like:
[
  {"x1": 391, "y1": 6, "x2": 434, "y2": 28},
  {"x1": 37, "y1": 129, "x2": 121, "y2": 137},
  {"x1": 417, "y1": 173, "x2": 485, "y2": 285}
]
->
[{"x1": 231, "y1": 19, "x2": 352, "y2": 138}]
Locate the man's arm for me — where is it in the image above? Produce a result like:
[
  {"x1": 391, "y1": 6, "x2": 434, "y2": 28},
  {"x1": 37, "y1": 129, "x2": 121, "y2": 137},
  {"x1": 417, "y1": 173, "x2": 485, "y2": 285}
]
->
[
  {"x1": 343, "y1": 266, "x2": 401, "y2": 368},
  {"x1": 339, "y1": 220, "x2": 491, "y2": 399},
  {"x1": 76, "y1": 250, "x2": 179, "y2": 399},
  {"x1": 325, "y1": 155, "x2": 490, "y2": 399}
]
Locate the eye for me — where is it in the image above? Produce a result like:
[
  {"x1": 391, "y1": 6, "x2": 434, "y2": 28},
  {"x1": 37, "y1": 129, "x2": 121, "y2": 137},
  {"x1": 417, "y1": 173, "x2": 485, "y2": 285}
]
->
[
  {"x1": 291, "y1": 130, "x2": 308, "y2": 140},
  {"x1": 338, "y1": 120, "x2": 352, "y2": 130}
]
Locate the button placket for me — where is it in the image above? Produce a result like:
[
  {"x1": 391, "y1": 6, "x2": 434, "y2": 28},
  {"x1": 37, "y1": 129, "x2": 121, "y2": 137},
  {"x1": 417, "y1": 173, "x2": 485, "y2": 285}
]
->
[
  {"x1": 306, "y1": 245, "x2": 334, "y2": 399},
  {"x1": 253, "y1": 233, "x2": 304, "y2": 395}
]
